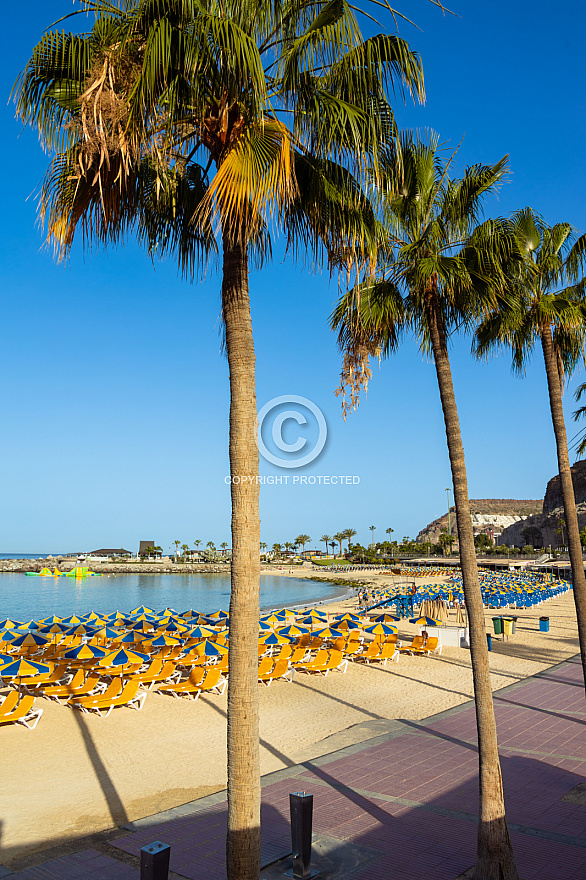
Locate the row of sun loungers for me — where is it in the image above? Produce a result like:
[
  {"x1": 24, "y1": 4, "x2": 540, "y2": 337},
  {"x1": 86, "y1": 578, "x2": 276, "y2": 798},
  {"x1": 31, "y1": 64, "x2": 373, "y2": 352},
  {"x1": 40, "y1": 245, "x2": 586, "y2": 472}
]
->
[{"x1": 1, "y1": 626, "x2": 444, "y2": 728}]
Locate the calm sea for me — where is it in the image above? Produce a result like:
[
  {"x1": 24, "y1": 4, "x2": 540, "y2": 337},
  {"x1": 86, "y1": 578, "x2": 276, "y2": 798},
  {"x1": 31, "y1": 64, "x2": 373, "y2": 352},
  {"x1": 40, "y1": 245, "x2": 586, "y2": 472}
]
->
[{"x1": 0, "y1": 572, "x2": 346, "y2": 622}]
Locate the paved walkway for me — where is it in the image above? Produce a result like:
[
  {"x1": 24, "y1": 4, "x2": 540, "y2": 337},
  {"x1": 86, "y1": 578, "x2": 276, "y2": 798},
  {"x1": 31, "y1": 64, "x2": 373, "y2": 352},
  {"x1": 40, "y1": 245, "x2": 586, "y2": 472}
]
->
[{"x1": 3, "y1": 656, "x2": 585, "y2": 880}]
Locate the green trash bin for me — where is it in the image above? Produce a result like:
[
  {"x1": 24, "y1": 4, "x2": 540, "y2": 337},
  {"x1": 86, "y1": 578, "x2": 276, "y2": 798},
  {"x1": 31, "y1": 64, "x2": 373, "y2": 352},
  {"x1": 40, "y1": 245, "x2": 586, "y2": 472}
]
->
[
  {"x1": 502, "y1": 617, "x2": 513, "y2": 637},
  {"x1": 492, "y1": 617, "x2": 503, "y2": 635}
]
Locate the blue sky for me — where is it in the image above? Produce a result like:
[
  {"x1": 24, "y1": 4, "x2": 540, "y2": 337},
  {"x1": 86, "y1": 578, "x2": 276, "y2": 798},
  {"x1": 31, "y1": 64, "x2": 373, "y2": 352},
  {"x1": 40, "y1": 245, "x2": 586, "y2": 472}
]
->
[{"x1": 1, "y1": 1, "x2": 585, "y2": 554}]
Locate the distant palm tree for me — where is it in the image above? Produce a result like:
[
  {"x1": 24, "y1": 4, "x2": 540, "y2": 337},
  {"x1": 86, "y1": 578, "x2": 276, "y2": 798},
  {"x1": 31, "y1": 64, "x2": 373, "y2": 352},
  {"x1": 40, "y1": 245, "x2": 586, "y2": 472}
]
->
[
  {"x1": 207, "y1": 541, "x2": 216, "y2": 551},
  {"x1": 174, "y1": 540, "x2": 181, "y2": 560},
  {"x1": 333, "y1": 532, "x2": 344, "y2": 557},
  {"x1": 272, "y1": 543, "x2": 282, "y2": 558},
  {"x1": 194, "y1": 540, "x2": 201, "y2": 551},
  {"x1": 386, "y1": 527, "x2": 394, "y2": 543},
  {"x1": 329, "y1": 541, "x2": 336, "y2": 556},
  {"x1": 320, "y1": 535, "x2": 332, "y2": 557},
  {"x1": 221, "y1": 542, "x2": 229, "y2": 554},
  {"x1": 369, "y1": 525, "x2": 376, "y2": 547},
  {"x1": 295, "y1": 535, "x2": 311, "y2": 556},
  {"x1": 345, "y1": 528, "x2": 357, "y2": 552}
]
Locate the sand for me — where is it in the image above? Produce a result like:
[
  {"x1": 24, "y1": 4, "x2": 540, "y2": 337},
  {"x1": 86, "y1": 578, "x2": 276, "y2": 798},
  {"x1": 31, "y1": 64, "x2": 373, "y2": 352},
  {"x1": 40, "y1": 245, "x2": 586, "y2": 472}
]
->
[{"x1": 0, "y1": 570, "x2": 580, "y2": 867}]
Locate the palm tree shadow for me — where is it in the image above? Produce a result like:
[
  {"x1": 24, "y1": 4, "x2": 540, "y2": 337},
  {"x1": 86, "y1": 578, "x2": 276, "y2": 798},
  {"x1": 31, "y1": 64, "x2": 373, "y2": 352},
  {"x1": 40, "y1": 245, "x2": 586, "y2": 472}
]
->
[{"x1": 70, "y1": 708, "x2": 129, "y2": 825}]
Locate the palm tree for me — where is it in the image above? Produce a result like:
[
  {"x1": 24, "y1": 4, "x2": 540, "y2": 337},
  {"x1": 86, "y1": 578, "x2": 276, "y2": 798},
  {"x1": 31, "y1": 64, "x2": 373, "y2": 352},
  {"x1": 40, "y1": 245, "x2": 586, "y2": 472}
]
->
[
  {"x1": 320, "y1": 534, "x2": 332, "y2": 557},
  {"x1": 345, "y1": 528, "x2": 357, "y2": 552},
  {"x1": 333, "y1": 532, "x2": 345, "y2": 557},
  {"x1": 386, "y1": 527, "x2": 394, "y2": 543},
  {"x1": 174, "y1": 540, "x2": 181, "y2": 561},
  {"x1": 16, "y1": 6, "x2": 424, "y2": 878},
  {"x1": 332, "y1": 134, "x2": 519, "y2": 878},
  {"x1": 194, "y1": 540, "x2": 201, "y2": 551},
  {"x1": 221, "y1": 541, "x2": 229, "y2": 554},
  {"x1": 272, "y1": 543, "x2": 282, "y2": 558},
  {"x1": 369, "y1": 525, "x2": 376, "y2": 547},
  {"x1": 295, "y1": 534, "x2": 311, "y2": 556},
  {"x1": 475, "y1": 208, "x2": 586, "y2": 693}
]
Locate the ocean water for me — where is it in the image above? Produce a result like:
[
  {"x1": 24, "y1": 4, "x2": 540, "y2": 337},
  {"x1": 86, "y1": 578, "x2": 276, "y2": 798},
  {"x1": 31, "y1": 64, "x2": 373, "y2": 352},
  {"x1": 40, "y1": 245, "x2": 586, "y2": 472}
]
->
[
  {"x1": 0, "y1": 572, "x2": 346, "y2": 623},
  {"x1": 0, "y1": 553, "x2": 65, "y2": 560}
]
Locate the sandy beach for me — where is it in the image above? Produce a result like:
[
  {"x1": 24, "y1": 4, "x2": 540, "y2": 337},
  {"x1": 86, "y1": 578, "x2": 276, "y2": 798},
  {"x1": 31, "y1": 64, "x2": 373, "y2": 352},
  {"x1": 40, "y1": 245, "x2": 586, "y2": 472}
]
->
[{"x1": 0, "y1": 568, "x2": 580, "y2": 868}]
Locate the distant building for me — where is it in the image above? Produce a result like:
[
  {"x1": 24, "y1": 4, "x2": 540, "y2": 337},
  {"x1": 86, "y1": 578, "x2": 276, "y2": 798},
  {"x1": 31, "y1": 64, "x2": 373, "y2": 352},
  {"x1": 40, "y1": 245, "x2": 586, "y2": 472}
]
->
[
  {"x1": 89, "y1": 548, "x2": 132, "y2": 557},
  {"x1": 139, "y1": 540, "x2": 156, "y2": 556}
]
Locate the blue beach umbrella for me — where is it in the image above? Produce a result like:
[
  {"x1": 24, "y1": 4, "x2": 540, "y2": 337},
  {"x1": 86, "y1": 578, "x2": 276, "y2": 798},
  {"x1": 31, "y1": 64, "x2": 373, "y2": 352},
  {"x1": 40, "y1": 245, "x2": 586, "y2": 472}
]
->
[
  {"x1": 9, "y1": 632, "x2": 50, "y2": 648},
  {"x1": 63, "y1": 644, "x2": 107, "y2": 660},
  {"x1": 0, "y1": 657, "x2": 51, "y2": 685},
  {"x1": 92, "y1": 626, "x2": 122, "y2": 641},
  {"x1": 312, "y1": 626, "x2": 344, "y2": 639},
  {"x1": 98, "y1": 648, "x2": 150, "y2": 668},
  {"x1": 129, "y1": 606, "x2": 155, "y2": 616},
  {"x1": 260, "y1": 632, "x2": 292, "y2": 646},
  {"x1": 0, "y1": 619, "x2": 23, "y2": 630},
  {"x1": 409, "y1": 616, "x2": 441, "y2": 626},
  {"x1": 38, "y1": 622, "x2": 70, "y2": 634},
  {"x1": 157, "y1": 620, "x2": 189, "y2": 634},
  {"x1": 277, "y1": 625, "x2": 310, "y2": 638},
  {"x1": 298, "y1": 615, "x2": 327, "y2": 628},
  {"x1": 129, "y1": 620, "x2": 157, "y2": 632},
  {"x1": 185, "y1": 625, "x2": 217, "y2": 640},
  {"x1": 118, "y1": 630, "x2": 151, "y2": 644},
  {"x1": 364, "y1": 623, "x2": 398, "y2": 636},
  {"x1": 150, "y1": 634, "x2": 183, "y2": 648},
  {"x1": 188, "y1": 640, "x2": 228, "y2": 658},
  {"x1": 0, "y1": 630, "x2": 21, "y2": 643}
]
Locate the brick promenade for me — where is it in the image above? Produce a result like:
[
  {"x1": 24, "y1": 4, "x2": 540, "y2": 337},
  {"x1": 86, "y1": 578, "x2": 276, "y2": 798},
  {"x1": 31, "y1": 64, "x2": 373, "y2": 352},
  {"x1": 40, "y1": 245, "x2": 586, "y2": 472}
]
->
[{"x1": 3, "y1": 656, "x2": 585, "y2": 880}]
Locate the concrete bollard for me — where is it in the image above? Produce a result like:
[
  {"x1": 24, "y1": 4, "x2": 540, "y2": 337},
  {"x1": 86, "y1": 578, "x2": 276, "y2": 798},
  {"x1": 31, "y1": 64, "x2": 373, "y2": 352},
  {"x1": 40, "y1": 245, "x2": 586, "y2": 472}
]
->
[{"x1": 140, "y1": 841, "x2": 171, "y2": 880}]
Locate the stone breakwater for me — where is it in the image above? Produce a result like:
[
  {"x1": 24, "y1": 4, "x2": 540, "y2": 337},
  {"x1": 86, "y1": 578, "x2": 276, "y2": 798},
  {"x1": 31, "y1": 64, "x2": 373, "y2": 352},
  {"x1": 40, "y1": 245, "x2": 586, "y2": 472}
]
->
[{"x1": 0, "y1": 558, "x2": 230, "y2": 574}]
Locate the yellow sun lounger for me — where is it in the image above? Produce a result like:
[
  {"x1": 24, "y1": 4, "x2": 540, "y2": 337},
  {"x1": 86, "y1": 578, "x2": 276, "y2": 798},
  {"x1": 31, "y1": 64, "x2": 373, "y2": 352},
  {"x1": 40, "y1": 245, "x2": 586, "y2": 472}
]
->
[
  {"x1": 296, "y1": 649, "x2": 348, "y2": 676},
  {"x1": 258, "y1": 658, "x2": 294, "y2": 686},
  {"x1": 398, "y1": 635, "x2": 425, "y2": 655},
  {"x1": 354, "y1": 642, "x2": 399, "y2": 665},
  {"x1": 41, "y1": 671, "x2": 105, "y2": 703},
  {"x1": 411, "y1": 636, "x2": 442, "y2": 657},
  {"x1": 69, "y1": 678, "x2": 146, "y2": 717},
  {"x1": 128, "y1": 661, "x2": 180, "y2": 690},
  {"x1": 156, "y1": 666, "x2": 227, "y2": 700},
  {"x1": 0, "y1": 692, "x2": 43, "y2": 730}
]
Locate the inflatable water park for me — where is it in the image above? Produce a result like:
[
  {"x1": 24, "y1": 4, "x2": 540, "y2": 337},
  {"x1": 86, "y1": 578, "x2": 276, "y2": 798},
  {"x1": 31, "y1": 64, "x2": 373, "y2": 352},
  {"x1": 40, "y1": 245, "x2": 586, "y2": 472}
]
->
[{"x1": 26, "y1": 567, "x2": 103, "y2": 578}]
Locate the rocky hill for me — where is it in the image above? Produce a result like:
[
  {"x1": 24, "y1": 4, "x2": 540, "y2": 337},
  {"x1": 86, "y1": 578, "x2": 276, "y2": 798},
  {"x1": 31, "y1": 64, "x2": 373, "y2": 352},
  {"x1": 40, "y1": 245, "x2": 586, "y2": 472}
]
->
[
  {"x1": 417, "y1": 499, "x2": 542, "y2": 544},
  {"x1": 498, "y1": 460, "x2": 586, "y2": 547}
]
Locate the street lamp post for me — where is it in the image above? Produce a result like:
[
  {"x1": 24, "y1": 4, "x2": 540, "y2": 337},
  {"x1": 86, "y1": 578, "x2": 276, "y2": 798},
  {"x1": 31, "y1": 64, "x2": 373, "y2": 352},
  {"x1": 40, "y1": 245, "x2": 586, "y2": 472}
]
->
[{"x1": 446, "y1": 487, "x2": 451, "y2": 555}]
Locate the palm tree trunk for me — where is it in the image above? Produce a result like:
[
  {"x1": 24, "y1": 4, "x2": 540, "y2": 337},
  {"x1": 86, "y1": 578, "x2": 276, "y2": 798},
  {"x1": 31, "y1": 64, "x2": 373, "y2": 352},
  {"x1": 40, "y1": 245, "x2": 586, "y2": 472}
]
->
[
  {"x1": 428, "y1": 302, "x2": 519, "y2": 880},
  {"x1": 540, "y1": 325, "x2": 586, "y2": 693},
  {"x1": 222, "y1": 232, "x2": 261, "y2": 880}
]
